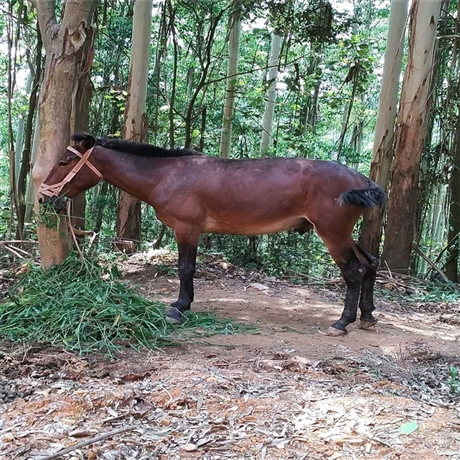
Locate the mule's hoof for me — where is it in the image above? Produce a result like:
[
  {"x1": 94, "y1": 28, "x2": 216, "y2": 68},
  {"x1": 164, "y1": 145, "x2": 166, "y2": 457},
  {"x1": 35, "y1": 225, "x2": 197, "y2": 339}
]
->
[
  {"x1": 165, "y1": 307, "x2": 184, "y2": 324},
  {"x1": 358, "y1": 320, "x2": 377, "y2": 330},
  {"x1": 326, "y1": 326, "x2": 347, "y2": 337}
]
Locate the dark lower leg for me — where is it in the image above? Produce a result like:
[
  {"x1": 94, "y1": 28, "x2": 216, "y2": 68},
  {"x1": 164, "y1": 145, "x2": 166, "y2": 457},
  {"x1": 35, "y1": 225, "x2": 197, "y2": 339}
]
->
[
  {"x1": 358, "y1": 266, "x2": 378, "y2": 327},
  {"x1": 355, "y1": 249, "x2": 378, "y2": 326},
  {"x1": 167, "y1": 243, "x2": 197, "y2": 322},
  {"x1": 329, "y1": 258, "x2": 365, "y2": 334}
]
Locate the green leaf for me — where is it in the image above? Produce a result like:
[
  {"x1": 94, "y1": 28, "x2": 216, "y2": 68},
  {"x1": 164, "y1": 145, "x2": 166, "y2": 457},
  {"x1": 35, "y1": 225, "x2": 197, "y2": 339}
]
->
[{"x1": 399, "y1": 421, "x2": 418, "y2": 435}]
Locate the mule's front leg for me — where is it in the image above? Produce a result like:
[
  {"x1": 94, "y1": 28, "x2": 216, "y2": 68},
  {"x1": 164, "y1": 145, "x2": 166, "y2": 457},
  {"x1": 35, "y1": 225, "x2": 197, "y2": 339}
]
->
[
  {"x1": 327, "y1": 259, "x2": 365, "y2": 336},
  {"x1": 166, "y1": 236, "x2": 199, "y2": 324}
]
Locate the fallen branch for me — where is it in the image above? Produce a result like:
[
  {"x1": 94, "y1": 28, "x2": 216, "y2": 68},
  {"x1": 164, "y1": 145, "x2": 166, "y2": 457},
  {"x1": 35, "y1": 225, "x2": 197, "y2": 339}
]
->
[
  {"x1": 284, "y1": 269, "x2": 343, "y2": 284},
  {"x1": 0, "y1": 240, "x2": 37, "y2": 259},
  {"x1": 33, "y1": 426, "x2": 136, "y2": 460},
  {"x1": 0, "y1": 240, "x2": 38, "y2": 245},
  {"x1": 1, "y1": 244, "x2": 29, "y2": 259},
  {"x1": 413, "y1": 245, "x2": 449, "y2": 283}
]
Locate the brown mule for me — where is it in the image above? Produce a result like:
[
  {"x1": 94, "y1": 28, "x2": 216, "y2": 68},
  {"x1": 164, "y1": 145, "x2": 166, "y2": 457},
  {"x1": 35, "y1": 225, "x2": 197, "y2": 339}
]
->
[{"x1": 39, "y1": 133, "x2": 385, "y2": 336}]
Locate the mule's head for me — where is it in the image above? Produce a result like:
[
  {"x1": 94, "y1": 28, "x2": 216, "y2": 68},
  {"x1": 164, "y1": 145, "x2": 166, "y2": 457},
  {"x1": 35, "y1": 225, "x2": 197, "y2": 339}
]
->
[{"x1": 38, "y1": 134, "x2": 103, "y2": 208}]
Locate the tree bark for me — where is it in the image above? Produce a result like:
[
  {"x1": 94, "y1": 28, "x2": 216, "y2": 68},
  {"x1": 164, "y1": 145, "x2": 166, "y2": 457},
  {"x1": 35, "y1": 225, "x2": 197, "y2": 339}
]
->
[
  {"x1": 382, "y1": 0, "x2": 441, "y2": 273},
  {"x1": 115, "y1": 0, "x2": 153, "y2": 253},
  {"x1": 360, "y1": 0, "x2": 409, "y2": 256},
  {"x1": 17, "y1": 29, "x2": 42, "y2": 237},
  {"x1": 260, "y1": 34, "x2": 283, "y2": 156},
  {"x1": 445, "y1": 117, "x2": 460, "y2": 282},
  {"x1": 220, "y1": 7, "x2": 241, "y2": 158},
  {"x1": 70, "y1": 63, "x2": 94, "y2": 235},
  {"x1": 31, "y1": 0, "x2": 97, "y2": 268}
]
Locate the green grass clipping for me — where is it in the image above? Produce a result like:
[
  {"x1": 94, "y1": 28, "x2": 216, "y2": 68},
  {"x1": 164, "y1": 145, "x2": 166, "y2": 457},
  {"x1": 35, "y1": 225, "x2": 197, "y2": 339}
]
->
[{"x1": 0, "y1": 252, "x2": 255, "y2": 355}]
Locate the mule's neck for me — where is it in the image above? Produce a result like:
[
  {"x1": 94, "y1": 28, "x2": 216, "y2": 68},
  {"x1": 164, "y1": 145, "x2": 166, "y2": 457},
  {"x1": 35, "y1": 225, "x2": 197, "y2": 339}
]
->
[{"x1": 91, "y1": 145, "x2": 187, "y2": 205}]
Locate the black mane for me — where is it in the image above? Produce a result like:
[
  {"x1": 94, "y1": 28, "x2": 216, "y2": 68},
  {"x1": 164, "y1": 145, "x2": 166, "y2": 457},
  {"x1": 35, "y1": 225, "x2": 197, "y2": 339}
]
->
[{"x1": 72, "y1": 133, "x2": 200, "y2": 158}]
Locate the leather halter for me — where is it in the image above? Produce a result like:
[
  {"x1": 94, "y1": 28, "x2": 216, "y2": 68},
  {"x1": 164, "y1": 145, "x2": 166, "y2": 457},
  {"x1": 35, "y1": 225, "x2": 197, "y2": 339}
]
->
[{"x1": 39, "y1": 145, "x2": 103, "y2": 197}]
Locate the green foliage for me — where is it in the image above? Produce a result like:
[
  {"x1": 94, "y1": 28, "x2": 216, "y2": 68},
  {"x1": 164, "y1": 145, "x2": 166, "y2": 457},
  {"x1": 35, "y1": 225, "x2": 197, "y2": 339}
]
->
[
  {"x1": 204, "y1": 231, "x2": 339, "y2": 279},
  {"x1": 36, "y1": 198, "x2": 68, "y2": 229},
  {"x1": 376, "y1": 276, "x2": 460, "y2": 304},
  {"x1": 0, "y1": 191, "x2": 10, "y2": 238},
  {"x1": 0, "y1": 252, "x2": 254, "y2": 355},
  {"x1": 265, "y1": 0, "x2": 345, "y2": 43},
  {"x1": 447, "y1": 367, "x2": 459, "y2": 395}
]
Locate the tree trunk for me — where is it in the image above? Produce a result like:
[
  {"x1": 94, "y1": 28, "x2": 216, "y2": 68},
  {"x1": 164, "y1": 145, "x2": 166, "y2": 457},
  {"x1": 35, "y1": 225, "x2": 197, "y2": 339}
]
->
[
  {"x1": 31, "y1": 0, "x2": 97, "y2": 269},
  {"x1": 360, "y1": 0, "x2": 409, "y2": 256},
  {"x1": 115, "y1": 0, "x2": 153, "y2": 253},
  {"x1": 336, "y1": 71, "x2": 358, "y2": 161},
  {"x1": 220, "y1": 7, "x2": 241, "y2": 158},
  {"x1": 445, "y1": 117, "x2": 460, "y2": 282},
  {"x1": 183, "y1": 9, "x2": 224, "y2": 149},
  {"x1": 382, "y1": 0, "x2": 441, "y2": 273},
  {"x1": 17, "y1": 30, "x2": 42, "y2": 237},
  {"x1": 25, "y1": 116, "x2": 40, "y2": 224},
  {"x1": 151, "y1": 1, "x2": 168, "y2": 145},
  {"x1": 260, "y1": 34, "x2": 283, "y2": 156},
  {"x1": 445, "y1": 1, "x2": 460, "y2": 282},
  {"x1": 70, "y1": 66, "x2": 94, "y2": 235}
]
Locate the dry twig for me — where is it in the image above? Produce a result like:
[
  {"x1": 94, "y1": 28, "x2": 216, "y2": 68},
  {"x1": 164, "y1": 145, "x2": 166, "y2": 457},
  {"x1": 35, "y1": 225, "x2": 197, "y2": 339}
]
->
[{"x1": 33, "y1": 426, "x2": 136, "y2": 460}]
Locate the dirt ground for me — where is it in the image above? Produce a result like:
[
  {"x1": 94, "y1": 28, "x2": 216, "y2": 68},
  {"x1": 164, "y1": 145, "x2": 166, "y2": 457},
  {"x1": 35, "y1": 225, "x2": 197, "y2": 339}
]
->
[{"x1": 1, "y1": 252, "x2": 460, "y2": 459}]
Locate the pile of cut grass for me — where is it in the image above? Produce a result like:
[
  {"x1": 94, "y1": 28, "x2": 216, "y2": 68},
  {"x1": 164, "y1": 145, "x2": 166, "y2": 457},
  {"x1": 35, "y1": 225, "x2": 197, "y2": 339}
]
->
[{"x1": 0, "y1": 252, "x2": 254, "y2": 355}]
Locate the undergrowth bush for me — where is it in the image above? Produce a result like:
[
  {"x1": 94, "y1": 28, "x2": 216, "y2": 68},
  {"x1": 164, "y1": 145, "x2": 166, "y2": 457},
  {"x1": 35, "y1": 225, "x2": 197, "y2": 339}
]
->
[{"x1": 203, "y1": 231, "x2": 340, "y2": 279}]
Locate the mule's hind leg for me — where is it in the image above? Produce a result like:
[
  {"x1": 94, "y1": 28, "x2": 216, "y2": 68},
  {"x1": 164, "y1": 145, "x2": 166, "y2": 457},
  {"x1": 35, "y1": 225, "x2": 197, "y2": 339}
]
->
[
  {"x1": 313, "y1": 224, "x2": 366, "y2": 335},
  {"x1": 355, "y1": 246, "x2": 379, "y2": 330},
  {"x1": 327, "y1": 249, "x2": 366, "y2": 336}
]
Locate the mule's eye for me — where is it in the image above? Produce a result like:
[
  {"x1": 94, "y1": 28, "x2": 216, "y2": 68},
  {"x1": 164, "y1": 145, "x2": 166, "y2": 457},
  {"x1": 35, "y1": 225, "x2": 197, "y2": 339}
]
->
[{"x1": 59, "y1": 159, "x2": 70, "y2": 166}]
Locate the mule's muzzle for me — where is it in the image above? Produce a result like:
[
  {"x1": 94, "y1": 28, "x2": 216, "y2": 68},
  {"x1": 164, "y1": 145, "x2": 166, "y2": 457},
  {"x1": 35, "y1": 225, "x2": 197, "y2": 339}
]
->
[{"x1": 38, "y1": 195, "x2": 69, "y2": 212}]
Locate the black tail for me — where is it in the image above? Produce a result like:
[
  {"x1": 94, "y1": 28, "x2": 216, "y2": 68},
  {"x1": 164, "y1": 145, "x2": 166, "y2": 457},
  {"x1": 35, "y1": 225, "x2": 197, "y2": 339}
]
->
[{"x1": 339, "y1": 185, "x2": 386, "y2": 208}]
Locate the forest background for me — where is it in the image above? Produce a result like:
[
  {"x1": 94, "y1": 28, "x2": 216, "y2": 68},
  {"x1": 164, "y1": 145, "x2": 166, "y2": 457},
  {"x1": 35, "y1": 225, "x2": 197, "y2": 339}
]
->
[{"x1": 1, "y1": 0, "x2": 460, "y2": 285}]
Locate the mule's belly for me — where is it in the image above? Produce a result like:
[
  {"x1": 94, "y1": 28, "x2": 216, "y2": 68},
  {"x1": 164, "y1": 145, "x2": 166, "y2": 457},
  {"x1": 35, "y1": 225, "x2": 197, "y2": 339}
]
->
[{"x1": 203, "y1": 216, "x2": 306, "y2": 236}]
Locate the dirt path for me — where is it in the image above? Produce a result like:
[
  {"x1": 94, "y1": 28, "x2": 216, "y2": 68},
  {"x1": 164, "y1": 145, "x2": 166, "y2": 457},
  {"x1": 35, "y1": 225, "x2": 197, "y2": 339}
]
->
[{"x1": 1, "y1": 255, "x2": 459, "y2": 459}]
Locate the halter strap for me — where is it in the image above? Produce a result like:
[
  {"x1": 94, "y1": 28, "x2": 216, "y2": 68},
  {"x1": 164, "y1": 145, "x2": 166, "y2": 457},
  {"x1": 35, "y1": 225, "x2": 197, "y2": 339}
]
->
[{"x1": 39, "y1": 145, "x2": 104, "y2": 197}]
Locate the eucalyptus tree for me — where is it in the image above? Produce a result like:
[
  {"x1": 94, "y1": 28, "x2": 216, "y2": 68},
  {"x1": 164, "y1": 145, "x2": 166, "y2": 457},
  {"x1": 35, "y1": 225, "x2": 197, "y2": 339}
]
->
[
  {"x1": 220, "y1": 4, "x2": 242, "y2": 158},
  {"x1": 115, "y1": 0, "x2": 154, "y2": 252},
  {"x1": 445, "y1": 6, "x2": 460, "y2": 282},
  {"x1": 382, "y1": 0, "x2": 442, "y2": 273},
  {"x1": 32, "y1": 0, "x2": 97, "y2": 268},
  {"x1": 86, "y1": 1, "x2": 133, "y2": 239},
  {"x1": 447, "y1": 109, "x2": 460, "y2": 282},
  {"x1": 360, "y1": 0, "x2": 409, "y2": 257},
  {"x1": 260, "y1": 34, "x2": 283, "y2": 156}
]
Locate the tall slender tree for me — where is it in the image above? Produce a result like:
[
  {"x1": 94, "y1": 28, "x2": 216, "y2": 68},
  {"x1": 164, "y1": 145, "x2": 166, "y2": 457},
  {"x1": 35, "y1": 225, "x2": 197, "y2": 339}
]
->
[
  {"x1": 70, "y1": 40, "x2": 94, "y2": 235},
  {"x1": 382, "y1": 0, "x2": 442, "y2": 273},
  {"x1": 115, "y1": 0, "x2": 153, "y2": 252},
  {"x1": 360, "y1": 0, "x2": 409, "y2": 256},
  {"x1": 446, "y1": 1, "x2": 460, "y2": 282},
  {"x1": 220, "y1": 6, "x2": 241, "y2": 158},
  {"x1": 260, "y1": 34, "x2": 283, "y2": 156}
]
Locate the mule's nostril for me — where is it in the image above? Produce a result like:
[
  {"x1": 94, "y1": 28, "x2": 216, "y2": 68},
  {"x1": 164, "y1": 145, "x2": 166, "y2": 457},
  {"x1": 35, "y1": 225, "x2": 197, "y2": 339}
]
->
[{"x1": 38, "y1": 197, "x2": 43, "y2": 204}]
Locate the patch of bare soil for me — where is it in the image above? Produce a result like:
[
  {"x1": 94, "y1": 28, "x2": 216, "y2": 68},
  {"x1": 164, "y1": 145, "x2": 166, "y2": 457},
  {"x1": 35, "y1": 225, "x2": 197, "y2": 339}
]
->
[{"x1": 1, "y1": 252, "x2": 460, "y2": 459}]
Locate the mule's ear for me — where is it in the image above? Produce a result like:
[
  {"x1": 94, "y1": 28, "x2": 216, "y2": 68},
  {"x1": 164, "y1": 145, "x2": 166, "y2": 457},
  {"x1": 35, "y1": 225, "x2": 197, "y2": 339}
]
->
[{"x1": 71, "y1": 133, "x2": 96, "y2": 150}]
